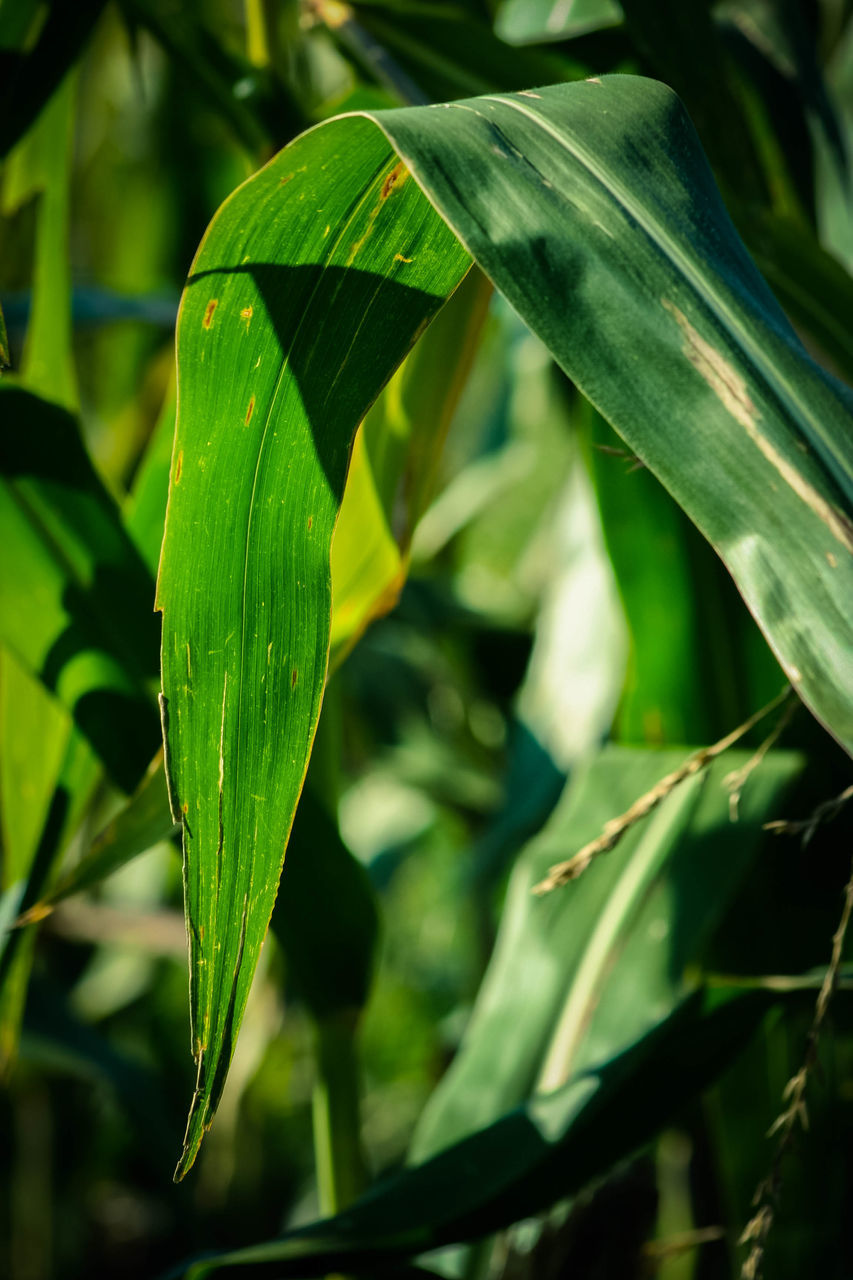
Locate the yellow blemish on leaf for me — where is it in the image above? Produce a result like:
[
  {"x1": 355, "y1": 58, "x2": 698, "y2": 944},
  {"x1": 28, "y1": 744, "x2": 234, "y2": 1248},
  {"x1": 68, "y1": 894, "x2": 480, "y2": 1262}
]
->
[
  {"x1": 241, "y1": 306, "x2": 253, "y2": 330},
  {"x1": 174, "y1": 450, "x2": 183, "y2": 484},
  {"x1": 519, "y1": 90, "x2": 542, "y2": 98},
  {"x1": 827, "y1": 552, "x2": 839, "y2": 568},
  {"x1": 203, "y1": 299, "x2": 218, "y2": 329},
  {"x1": 347, "y1": 162, "x2": 411, "y2": 265},
  {"x1": 394, "y1": 253, "x2": 413, "y2": 263},
  {"x1": 662, "y1": 298, "x2": 853, "y2": 554}
]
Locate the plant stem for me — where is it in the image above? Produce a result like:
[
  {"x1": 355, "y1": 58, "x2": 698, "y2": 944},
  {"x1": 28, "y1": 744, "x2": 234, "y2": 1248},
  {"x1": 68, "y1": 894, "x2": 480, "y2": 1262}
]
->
[
  {"x1": 312, "y1": 1010, "x2": 368, "y2": 1215},
  {"x1": 245, "y1": 0, "x2": 279, "y2": 68}
]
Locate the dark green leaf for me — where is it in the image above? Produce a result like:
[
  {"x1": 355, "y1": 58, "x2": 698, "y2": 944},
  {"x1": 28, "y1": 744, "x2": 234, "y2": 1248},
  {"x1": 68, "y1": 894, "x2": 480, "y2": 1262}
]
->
[
  {"x1": 0, "y1": 0, "x2": 106, "y2": 159},
  {"x1": 175, "y1": 989, "x2": 776, "y2": 1277}
]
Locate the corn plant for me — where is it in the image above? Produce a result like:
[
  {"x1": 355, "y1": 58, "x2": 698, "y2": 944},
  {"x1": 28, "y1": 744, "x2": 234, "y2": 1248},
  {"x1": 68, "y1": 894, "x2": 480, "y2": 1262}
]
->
[{"x1": 1, "y1": 3, "x2": 853, "y2": 1278}]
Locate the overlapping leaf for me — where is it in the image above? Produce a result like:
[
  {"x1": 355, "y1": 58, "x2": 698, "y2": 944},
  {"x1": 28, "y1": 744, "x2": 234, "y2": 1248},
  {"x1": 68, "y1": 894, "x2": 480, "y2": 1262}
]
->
[{"x1": 162, "y1": 73, "x2": 853, "y2": 1169}]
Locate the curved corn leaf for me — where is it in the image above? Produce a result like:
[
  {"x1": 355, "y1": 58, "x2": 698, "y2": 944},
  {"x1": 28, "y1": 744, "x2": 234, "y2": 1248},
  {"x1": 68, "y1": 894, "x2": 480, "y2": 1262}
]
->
[
  {"x1": 175, "y1": 989, "x2": 776, "y2": 1278},
  {"x1": 162, "y1": 73, "x2": 853, "y2": 1171},
  {"x1": 369, "y1": 77, "x2": 853, "y2": 743}
]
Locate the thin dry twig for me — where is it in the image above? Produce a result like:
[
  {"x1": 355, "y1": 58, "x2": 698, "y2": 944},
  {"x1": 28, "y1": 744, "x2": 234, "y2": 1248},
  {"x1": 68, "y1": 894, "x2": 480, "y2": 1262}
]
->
[
  {"x1": 724, "y1": 698, "x2": 798, "y2": 820},
  {"x1": 739, "y1": 849, "x2": 853, "y2": 1279},
  {"x1": 533, "y1": 685, "x2": 793, "y2": 895},
  {"x1": 763, "y1": 783, "x2": 853, "y2": 847}
]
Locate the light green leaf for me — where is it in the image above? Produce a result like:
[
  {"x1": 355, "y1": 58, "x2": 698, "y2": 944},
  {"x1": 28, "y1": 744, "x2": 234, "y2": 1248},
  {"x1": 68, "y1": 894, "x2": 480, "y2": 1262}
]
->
[
  {"x1": 0, "y1": 385, "x2": 161, "y2": 791},
  {"x1": 16, "y1": 751, "x2": 177, "y2": 926},
  {"x1": 410, "y1": 744, "x2": 802, "y2": 1159},
  {"x1": 162, "y1": 73, "x2": 853, "y2": 1170},
  {"x1": 2, "y1": 73, "x2": 78, "y2": 411},
  {"x1": 496, "y1": 0, "x2": 623, "y2": 45}
]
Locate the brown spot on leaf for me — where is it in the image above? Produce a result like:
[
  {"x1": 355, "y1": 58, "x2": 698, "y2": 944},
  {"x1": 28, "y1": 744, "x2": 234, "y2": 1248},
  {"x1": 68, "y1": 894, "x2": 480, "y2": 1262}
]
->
[
  {"x1": 381, "y1": 161, "x2": 408, "y2": 200},
  {"x1": 203, "y1": 299, "x2": 218, "y2": 329},
  {"x1": 307, "y1": 515, "x2": 313, "y2": 530},
  {"x1": 241, "y1": 306, "x2": 253, "y2": 329},
  {"x1": 291, "y1": 669, "x2": 298, "y2": 688},
  {"x1": 183, "y1": 802, "x2": 189, "y2": 814},
  {"x1": 280, "y1": 173, "x2": 294, "y2": 186},
  {"x1": 174, "y1": 450, "x2": 183, "y2": 484},
  {"x1": 245, "y1": 396, "x2": 255, "y2": 425}
]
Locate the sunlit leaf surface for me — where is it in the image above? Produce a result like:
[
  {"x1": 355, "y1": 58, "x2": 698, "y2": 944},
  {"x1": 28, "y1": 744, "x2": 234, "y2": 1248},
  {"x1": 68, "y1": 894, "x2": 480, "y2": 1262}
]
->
[
  {"x1": 158, "y1": 121, "x2": 471, "y2": 1175},
  {"x1": 163, "y1": 73, "x2": 853, "y2": 1170}
]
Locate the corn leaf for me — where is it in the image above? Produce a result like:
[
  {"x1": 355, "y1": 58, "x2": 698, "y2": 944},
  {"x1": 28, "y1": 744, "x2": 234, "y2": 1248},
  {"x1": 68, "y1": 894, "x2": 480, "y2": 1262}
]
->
[
  {"x1": 0, "y1": 385, "x2": 161, "y2": 791},
  {"x1": 176, "y1": 988, "x2": 777, "y2": 1278},
  {"x1": 157, "y1": 120, "x2": 471, "y2": 1175},
  {"x1": 410, "y1": 744, "x2": 803, "y2": 1159},
  {"x1": 161, "y1": 73, "x2": 853, "y2": 1171}
]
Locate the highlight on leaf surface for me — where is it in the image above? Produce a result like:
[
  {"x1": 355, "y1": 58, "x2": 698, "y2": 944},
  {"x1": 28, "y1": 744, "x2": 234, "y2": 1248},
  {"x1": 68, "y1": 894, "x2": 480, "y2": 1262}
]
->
[{"x1": 159, "y1": 72, "x2": 853, "y2": 1173}]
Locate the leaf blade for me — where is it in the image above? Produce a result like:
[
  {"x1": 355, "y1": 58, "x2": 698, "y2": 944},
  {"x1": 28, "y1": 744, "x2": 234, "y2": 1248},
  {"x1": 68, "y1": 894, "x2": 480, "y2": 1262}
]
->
[{"x1": 159, "y1": 118, "x2": 471, "y2": 1176}]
